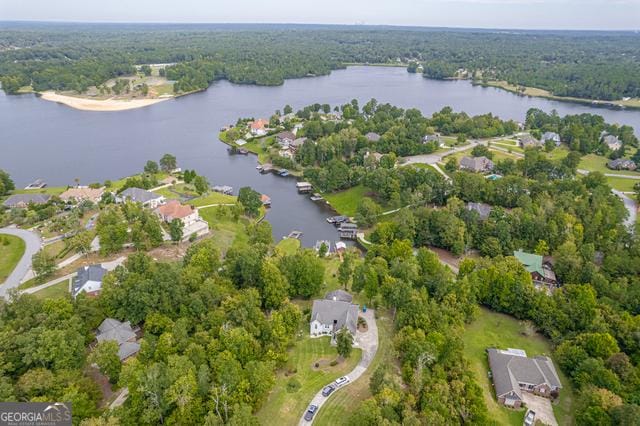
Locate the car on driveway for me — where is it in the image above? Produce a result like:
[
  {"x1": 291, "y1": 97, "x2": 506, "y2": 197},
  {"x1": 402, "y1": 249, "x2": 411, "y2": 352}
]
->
[
  {"x1": 335, "y1": 376, "x2": 349, "y2": 387},
  {"x1": 524, "y1": 409, "x2": 536, "y2": 426},
  {"x1": 322, "y1": 384, "x2": 335, "y2": 397},
  {"x1": 304, "y1": 405, "x2": 318, "y2": 421}
]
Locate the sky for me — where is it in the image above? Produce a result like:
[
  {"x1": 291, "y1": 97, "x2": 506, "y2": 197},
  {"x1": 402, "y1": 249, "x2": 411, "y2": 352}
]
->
[{"x1": 1, "y1": 0, "x2": 639, "y2": 30}]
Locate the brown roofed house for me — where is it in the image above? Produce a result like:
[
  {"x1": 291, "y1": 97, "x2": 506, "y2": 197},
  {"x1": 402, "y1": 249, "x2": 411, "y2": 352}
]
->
[
  {"x1": 60, "y1": 187, "x2": 105, "y2": 203},
  {"x1": 460, "y1": 156, "x2": 494, "y2": 173}
]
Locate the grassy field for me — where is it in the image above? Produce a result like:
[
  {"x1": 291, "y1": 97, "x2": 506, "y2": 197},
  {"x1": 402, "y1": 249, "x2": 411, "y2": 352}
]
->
[
  {"x1": 275, "y1": 238, "x2": 301, "y2": 256},
  {"x1": 198, "y1": 206, "x2": 249, "y2": 253},
  {"x1": 579, "y1": 154, "x2": 640, "y2": 177},
  {"x1": 0, "y1": 234, "x2": 26, "y2": 284},
  {"x1": 315, "y1": 312, "x2": 394, "y2": 425},
  {"x1": 12, "y1": 187, "x2": 66, "y2": 196},
  {"x1": 188, "y1": 192, "x2": 237, "y2": 207},
  {"x1": 31, "y1": 279, "x2": 70, "y2": 300},
  {"x1": 323, "y1": 185, "x2": 374, "y2": 217},
  {"x1": 606, "y1": 177, "x2": 638, "y2": 192},
  {"x1": 462, "y1": 308, "x2": 575, "y2": 426},
  {"x1": 258, "y1": 336, "x2": 362, "y2": 426}
]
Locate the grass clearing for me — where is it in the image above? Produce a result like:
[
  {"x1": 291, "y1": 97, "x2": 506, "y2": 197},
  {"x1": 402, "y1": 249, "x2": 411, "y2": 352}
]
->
[
  {"x1": 198, "y1": 206, "x2": 250, "y2": 253},
  {"x1": 275, "y1": 238, "x2": 301, "y2": 256},
  {"x1": 31, "y1": 279, "x2": 70, "y2": 300},
  {"x1": 579, "y1": 154, "x2": 640, "y2": 177},
  {"x1": 13, "y1": 187, "x2": 66, "y2": 196},
  {"x1": 606, "y1": 177, "x2": 638, "y2": 192},
  {"x1": 0, "y1": 235, "x2": 26, "y2": 284},
  {"x1": 315, "y1": 311, "x2": 394, "y2": 425},
  {"x1": 462, "y1": 307, "x2": 574, "y2": 426},
  {"x1": 189, "y1": 192, "x2": 236, "y2": 207},
  {"x1": 324, "y1": 185, "x2": 375, "y2": 217},
  {"x1": 258, "y1": 336, "x2": 362, "y2": 426}
]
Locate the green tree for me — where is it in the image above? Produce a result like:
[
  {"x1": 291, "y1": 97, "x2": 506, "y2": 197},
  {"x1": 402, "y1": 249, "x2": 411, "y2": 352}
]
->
[
  {"x1": 0, "y1": 169, "x2": 14, "y2": 196},
  {"x1": 70, "y1": 231, "x2": 93, "y2": 256},
  {"x1": 160, "y1": 154, "x2": 177, "y2": 173},
  {"x1": 169, "y1": 219, "x2": 184, "y2": 244},
  {"x1": 89, "y1": 341, "x2": 121, "y2": 383},
  {"x1": 283, "y1": 104, "x2": 293, "y2": 115},
  {"x1": 32, "y1": 250, "x2": 56, "y2": 281},
  {"x1": 338, "y1": 252, "x2": 354, "y2": 289},
  {"x1": 238, "y1": 187, "x2": 262, "y2": 217},
  {"x1": 261, "y1": 260, "x2": 289, "y2": 310},
  {"x1": 336, "y1": 327, "x2": 353, "y2": 358},
  {"x1": 144, "y1": 160, "x2": 159, "y2": 174},
  {"x1": 278, "y1": 250, "x2": 324, "y2": 298},
  {"x1": 96, "y1": 207, "x2": 128, "y2": 255},
  {"x1": 193, "y1": 175, "x2": 209, "y2": 195},
  {"x1": 355, "y1": 198, "x2": 382, "y2": 227}
]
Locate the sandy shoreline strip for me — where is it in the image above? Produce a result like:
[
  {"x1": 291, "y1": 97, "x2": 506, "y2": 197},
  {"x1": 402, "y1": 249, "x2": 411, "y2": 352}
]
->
[{"x1": 39, "y1": 91, "x2": 170, "y2": 112}]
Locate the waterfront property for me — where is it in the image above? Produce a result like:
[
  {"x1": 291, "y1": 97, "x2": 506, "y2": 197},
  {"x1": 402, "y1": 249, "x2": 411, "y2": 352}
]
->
[
  {"x1": 513, "y1": 250, "x2": 558, "y2": 291},
  {"x1": 602, "y1": 134, "x2": 622, "y2": 151},
  {"x1": 276, "y1": 130, "x2": 296, "y2": 147},
  {"x1": 154, "y1": 199, "x2": 209, "y2": 241},
  {"x1": 96, "y1": 318, "x2": 141, "y2": 361},
  {"x1": 541, "y1": 132, "x2": 561, "y2": 146},
  {"x1": 487, "y1": 348, "x2": 562, "y2": 408},
  {"x1": 60, "y1": 186, "x2": 105, "y2": 203},
  {"x1": 72, "y1": 264, "x2": 107, "y2": 298},
  {"x1": 117, "y1": 187, "x2": 165, "y2": 208},
  {"x1": 249, "y1": 118, "x2": 269, "y2": 136},
  {"x1": 2, "y1": 193, "x2": 51, "y2": 208},
  {"x1": 310, "y1": 298, "x2": 359, "y2": 339}
]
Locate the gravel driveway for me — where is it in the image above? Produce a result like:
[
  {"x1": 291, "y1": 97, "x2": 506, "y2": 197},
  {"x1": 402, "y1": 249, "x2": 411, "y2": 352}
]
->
[{"x1": 522, "y1": 393, "x2": 558, "y2": 426}]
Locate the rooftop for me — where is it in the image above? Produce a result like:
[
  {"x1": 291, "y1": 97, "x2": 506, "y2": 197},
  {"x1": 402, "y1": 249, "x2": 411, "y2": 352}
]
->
[{"x1": 155, "y1": 199, "x2": 194, "y2": 220}]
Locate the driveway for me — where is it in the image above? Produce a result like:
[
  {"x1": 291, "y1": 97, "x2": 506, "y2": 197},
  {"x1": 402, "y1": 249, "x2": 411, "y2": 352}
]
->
[
  {"x1": 521, "y1": 393, "x2": 557, "y2": 426},
  {"x1": 298, "y1": 309, "x2": 379, "y2": 425},
  {"x1": 0, "y1": 227, "x2": 42, "y2": 299}
]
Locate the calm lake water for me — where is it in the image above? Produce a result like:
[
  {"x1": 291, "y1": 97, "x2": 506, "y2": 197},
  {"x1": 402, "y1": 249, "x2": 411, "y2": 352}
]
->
[{"x1": 2, "y1": 66, "x2": 639, "y2": 245}]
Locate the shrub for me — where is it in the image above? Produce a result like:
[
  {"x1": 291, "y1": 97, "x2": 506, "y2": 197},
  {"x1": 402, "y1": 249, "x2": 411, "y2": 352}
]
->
[{"x1": 286, "y1": 377, "x2": 301, "y2": 393}]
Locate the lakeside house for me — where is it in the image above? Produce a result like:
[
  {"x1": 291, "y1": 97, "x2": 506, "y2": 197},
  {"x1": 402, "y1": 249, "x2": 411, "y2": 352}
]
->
[
  {"x1": 291, "y1": 137, "x2": 307, "y2": 150},
  {"x1": 487, "y1": 348, "x2": 562, "y2": 408},
  {"x1": 518, "y1": 134, "x2": 542, "y2": 148},
  {"x1": 117, "y1": 187, "x2": 165, "y2": 209},
  {"x1": 460, "y1": 156, "x2": 494, "y2": 173},
  {"x1": 466, "y1": 202, "x2": 492, "y2": 220},
  {"x1": 60, "y1": 186, "x2": 105, "y2": 203},
  {"x1": 72, "y1": 264, "x2": 108, "y2": 299},
  {"x1": 2, "y1": 193, "x2": 51, "y2": 208},
  {"x1": 154, "y1": 200, "x2": 209, "y2": 241},
  {"x1": 249, "y1": 119, "x2": 269, "y2": 136},
  {"x1": 276, "y1": 131, "x2": 296, "y2": 147},
  {"x1": 278, "y1": 147, "x2": 294, "y2": 159},
  {"x1": 541, "y1": 132, "x2": 561, "y2": 146},
  {"x1": 513, "y1": 250, "x2": 558, "y2": 291},
  {"x1": 365, "y1": 132, "x2": 381, "y2": 142},
  {"x1": 607, "y1": 159, "x2": 637, "y2": 171},
  {"x1": 310, "y1": 298, "x2": 359, "y2": 339},
  {"x1": 602, "y1": 134, "x2": 622, "y2": 151},
  {"x1": 96, "y1": 318, "x2": 140, "y2": 361}
]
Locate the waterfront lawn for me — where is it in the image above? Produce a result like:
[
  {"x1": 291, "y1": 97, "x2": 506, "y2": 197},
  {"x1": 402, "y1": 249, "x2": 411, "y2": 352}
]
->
[
  {"x1": 579, "y1": 154, "x2": 639, "y2": 177},
  {"x1": 462, "y1": 307, "x2": 574, "y2": 426},
  {"x1": 198, "y1": 206, "x2": 250, "y2": 253},
  {"x1": 258, "y1": 336, "x2": 362, "y2": 426},
  {"x1": 32, "y1": 280, "x2": 70, "y2": 300},
  {"x1": 13, "y1": 187, "x2": 66, "y2": 196},
  {"x1": 0, "y1": 235, "x2": 26, "y2": 284},
  {"x1": 188, "y1": 192, "x2": 237, "y2": 207},
  {"x1": 315, "y1": 312, "x2": 394, "y2": 426},
  {"x1": 275, "y1": 238, "x2": 301, "y2": 256},
  {"x1": 323, "y1": 185, "x2": 374, "y2": 217}
]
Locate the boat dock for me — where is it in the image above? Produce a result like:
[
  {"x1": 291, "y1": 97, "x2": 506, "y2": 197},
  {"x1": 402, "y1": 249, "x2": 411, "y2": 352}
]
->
[
  {"x1": 296, "y1": 181, "x2": 313, "y2": 193},
  {"x1": 24, "y1": 179, "x2": 47, "y2": 189},
  {"x1": 287, "y1": 230, "x2": 303, "y2": 239},
  {"x1": 212, "y1": 185, "x2": 233, "y2": 195},
  {"x1": 338, "y1": 223, "x2": 358, "y2": 239}
]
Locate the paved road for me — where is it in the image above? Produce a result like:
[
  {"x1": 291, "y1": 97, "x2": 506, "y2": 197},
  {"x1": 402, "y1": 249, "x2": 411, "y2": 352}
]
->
[
  {"x1": 0, "y1": 227, "x2": 42, "y2": 298},
  {"x1": 299, "y1": 309, "x2": 379, "y2": 425},
  {"x1": 612, "y1": 190, "x2": 638, "y2": 230}
]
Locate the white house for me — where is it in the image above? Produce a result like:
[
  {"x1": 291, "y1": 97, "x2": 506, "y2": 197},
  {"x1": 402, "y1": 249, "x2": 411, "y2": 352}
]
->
[
  {"x1": 310, "y1": 299, "x2": 359, "y2": 338},
  {"x1": 72, "y1": 265, "x2": 107, "y2": 298}
]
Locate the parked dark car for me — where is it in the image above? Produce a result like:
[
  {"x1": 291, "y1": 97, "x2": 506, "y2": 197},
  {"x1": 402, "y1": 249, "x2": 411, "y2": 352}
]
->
[
  {"x1": 322, "y1": 384, "x2": 335, "y2": 397},
  {"x1": 304, "y1": 404, "x2": 318, "y2": 421}
]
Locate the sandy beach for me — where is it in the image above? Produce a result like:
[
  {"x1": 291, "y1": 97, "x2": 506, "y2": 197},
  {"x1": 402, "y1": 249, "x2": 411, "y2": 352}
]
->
[{"x1": 39, "y1": 91, "x2": 170, "y2": 112}]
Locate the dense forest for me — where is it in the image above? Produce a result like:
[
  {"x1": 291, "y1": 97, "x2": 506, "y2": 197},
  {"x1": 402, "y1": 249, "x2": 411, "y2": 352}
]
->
[{"x1": 1, "y1": 23, "x2": 639, "y2": 100}]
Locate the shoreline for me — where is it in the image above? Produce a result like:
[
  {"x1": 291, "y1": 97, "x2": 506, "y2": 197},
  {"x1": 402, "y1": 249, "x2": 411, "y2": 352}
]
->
[{"x1": 38, "y1": 91, "x2": 171, "y2": 112}]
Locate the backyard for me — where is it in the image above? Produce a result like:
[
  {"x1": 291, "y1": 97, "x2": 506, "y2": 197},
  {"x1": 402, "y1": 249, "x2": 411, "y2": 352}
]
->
[
  {"x1": 323, "y1": 185, "x2": 376, "y2": 217},
  {"x1": 462, "y1": 307, "x2": 574, "y2": 426},
  {"x1": 0, "y1": 234, "x2": 26, "y2": 283},
  {"x1": 257, "y1": 336, "x2": 362, "y2": 425},
  {"x1": 31, "y1": 279, "x2": 70, "y2": 300}
]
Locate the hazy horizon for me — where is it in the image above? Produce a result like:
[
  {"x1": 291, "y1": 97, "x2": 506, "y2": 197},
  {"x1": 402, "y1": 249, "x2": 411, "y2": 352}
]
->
[{"x1": 2, "y1": 0, "x2": 639, "y2": 31}]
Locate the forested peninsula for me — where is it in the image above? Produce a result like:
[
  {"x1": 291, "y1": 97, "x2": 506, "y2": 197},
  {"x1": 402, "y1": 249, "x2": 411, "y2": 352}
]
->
[{"x1": 1, "y1": 23, "x2": 640, "y2": 105}]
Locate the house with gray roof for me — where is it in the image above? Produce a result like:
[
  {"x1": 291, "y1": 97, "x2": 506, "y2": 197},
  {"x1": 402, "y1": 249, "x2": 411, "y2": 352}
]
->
[
  {"x1": 325, "y1": 289, "x2": 353, "y2": 303},
  {"x1": 487, "y1": 348, "x2": 562, "y2": 408},
  {"x1": 460, "y1": 156, "x2": 494, "y2": 173},
  {"x1": 310, "y1": 299, "x2": 359, "y2": 339},
  {"x1": 518, "y1": 134, "x2": 542, "y2": 149},
  {"x1": 466, "y1": 202, "x2": 492, "y2": 220},
  {"x1": 365, "y1": 132, "x2": 381, "y2": 142},
  {"x1": 276, "y1": 131, "x2": 296, "y2": 147},
  {"x1": 602, "y1": 134, "x2": 622, "y2": 151},
  {"x1": 541, "y1": 132, "x2": 561, "y2": 146},
  {"x1": 96, "y1": 318, "x2": 140, "y2": 361},
  {"x1": 607, "y1": 158, "x2": 637, "y2": 171},
  {"x1": 2, "y1": 193, "x2": 51, "y2": 208},
  {"x1": 117, "y1": 187, "x2": 165, "y2": 208},
  {"x1": 72, "y1": 264, "x2": 107, "y2": 298}
]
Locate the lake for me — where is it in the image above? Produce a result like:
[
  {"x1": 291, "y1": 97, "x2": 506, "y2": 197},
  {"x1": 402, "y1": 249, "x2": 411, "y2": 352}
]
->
[{"x1": 2, "y1": 66, "x2": 639, "y2": 246}]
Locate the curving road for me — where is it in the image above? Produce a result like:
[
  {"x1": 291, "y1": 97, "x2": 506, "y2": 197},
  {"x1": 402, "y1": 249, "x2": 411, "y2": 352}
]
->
[
  {"x1": 0, "y1": 227, "x2": 42, "y2": 299},
  {"x1": 298, "y1": 309, "x2": 379, "y2": 425}
]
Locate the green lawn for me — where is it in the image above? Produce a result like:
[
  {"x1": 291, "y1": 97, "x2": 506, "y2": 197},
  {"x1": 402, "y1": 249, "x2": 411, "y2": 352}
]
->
[
  {"x1": 315, "y1": 312, "x2": 394, "y2": 425},
  {"x1": 491, "y1": 143, "x2": 524, "y2": 154},
  {"x1": 198, "y1": 206, "x2": 250, "y2": 254},
  {"x1": 0, "y1": 234, "x2": 26, "y2": 284},
  {"x1": 275, "y1": 238, "x2": 301, "y2": 256},
  {"x1": 258, "y1": 336, "x2": 362, "y2": 426},
  {"x1": 546, "y1": 146, "x2": 570, "y2": 161},
  {"x1": 462, "y1": 308, "x2": 575, "y2": 426},
  {"x1": 606, "y1": 177, "x2": 639, "y2": 192},
  {"x1": 12, "y1": 187, "x2": 66, "y2": 196},
  {"x1": 32, "y1": 280, "x2": 70, "y2": 300},
  {"x1": 324, "y1": 185, "x2": 374, "y2": 217},
  {"x1": 579, "y1": 154, "x2": 640, "y2": 177},
  {"x1": 188, "y1": 192, "x2": 237, "y2": 207}
]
